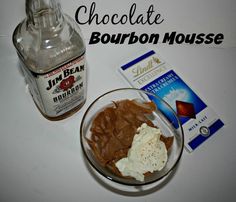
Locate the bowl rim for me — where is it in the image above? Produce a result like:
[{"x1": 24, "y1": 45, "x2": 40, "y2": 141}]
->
[{"x1": 80, "y1": 87, "x2": 184, "y2": 186}]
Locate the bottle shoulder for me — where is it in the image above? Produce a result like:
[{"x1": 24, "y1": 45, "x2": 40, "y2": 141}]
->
[{"x1": 13, "y1": 15, "x2": 86, "y2": 74}]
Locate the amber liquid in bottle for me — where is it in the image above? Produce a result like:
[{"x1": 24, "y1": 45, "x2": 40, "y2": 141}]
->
[{"x1": 13, "y1": 0, "x2": 87, "y2": 120}]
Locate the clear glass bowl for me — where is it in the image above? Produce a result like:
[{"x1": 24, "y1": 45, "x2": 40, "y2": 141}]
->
[{"x1": 80, "y1": 88, "x2": 184, "y2": 186}]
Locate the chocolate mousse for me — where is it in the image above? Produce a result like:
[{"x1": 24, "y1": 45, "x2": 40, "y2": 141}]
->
[{"x1": 87, "y1": 99, "x2": 173, "y2": 177}]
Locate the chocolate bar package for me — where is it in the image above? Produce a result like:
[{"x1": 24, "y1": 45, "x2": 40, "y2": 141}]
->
[{"x1": 119, "y1": 50, "x2": 224, "y2": 152}]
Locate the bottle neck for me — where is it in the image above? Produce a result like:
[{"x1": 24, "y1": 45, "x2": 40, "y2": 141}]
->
[{"x1": 26, "y1": 0, "x2": 63, "y2": 29}]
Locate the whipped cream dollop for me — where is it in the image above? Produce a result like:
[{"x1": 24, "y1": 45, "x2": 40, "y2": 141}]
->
[{"x1": 115, "y1": 123, "x2": 168, "y2": 181}]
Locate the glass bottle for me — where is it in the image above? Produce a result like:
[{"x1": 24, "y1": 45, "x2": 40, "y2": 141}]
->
[{"x1": 13, "y1": 0, "x2": 87, "y2": 120}]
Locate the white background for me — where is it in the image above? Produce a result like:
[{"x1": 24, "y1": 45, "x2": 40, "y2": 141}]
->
[{"x1": 0, "y1": 0, "x2": 236, "y2": 201}]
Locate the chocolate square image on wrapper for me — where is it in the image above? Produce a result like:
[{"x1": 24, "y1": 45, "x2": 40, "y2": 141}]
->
[{"x1": 176, "y1": 100, "x2": 196, "y2": 119}]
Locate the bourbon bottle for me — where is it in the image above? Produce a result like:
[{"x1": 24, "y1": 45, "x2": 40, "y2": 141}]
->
[{"x1": 13, "y1": 0, "x2": 87, "y2": 120}]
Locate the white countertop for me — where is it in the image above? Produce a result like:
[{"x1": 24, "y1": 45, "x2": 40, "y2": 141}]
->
[{"x1": 1, "y1": 0, "x2": 236, "y2": 201}]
